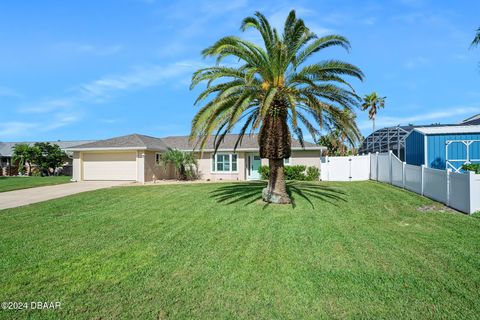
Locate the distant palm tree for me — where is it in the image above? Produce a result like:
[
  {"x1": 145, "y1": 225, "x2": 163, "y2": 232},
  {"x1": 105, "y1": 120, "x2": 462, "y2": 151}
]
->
[
  {"x1": 361, "y1": 92, "x2": 386, "y2": 132},
  {"x1": 190, "y1": 10, "x2": 364, "y2": 204},
  {"x1": 471, "y1": 26, "x2": 480, "y2": 48},
  {"x1": 12, "y1": 143, "x2": 34, "y2": 175}
]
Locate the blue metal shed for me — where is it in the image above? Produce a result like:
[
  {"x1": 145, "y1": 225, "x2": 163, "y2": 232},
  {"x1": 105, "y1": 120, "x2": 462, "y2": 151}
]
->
[{"x1": 405, "y1": 125, "x2": 480, "y2": 171}]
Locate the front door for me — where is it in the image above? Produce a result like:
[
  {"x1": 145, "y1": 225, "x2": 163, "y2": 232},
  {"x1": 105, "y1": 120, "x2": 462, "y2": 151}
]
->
[{"x1": 247, "y1": 154, "x2": 261, "y2": 180}]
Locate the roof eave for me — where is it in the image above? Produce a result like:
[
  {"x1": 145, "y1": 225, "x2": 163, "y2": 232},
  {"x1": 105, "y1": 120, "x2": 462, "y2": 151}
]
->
[
  {"x1": 175, "y1": 146, "x2": 325, "y2": 152},
  {"x1": 66, "y1": 147, "x2": 149, "y2": 152}
]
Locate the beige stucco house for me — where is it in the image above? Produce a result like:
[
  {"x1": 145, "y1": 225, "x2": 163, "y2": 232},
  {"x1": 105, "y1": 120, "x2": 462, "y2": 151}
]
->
[{"x1": 67, "y1": 133, "x2": 325, "y2": 183}]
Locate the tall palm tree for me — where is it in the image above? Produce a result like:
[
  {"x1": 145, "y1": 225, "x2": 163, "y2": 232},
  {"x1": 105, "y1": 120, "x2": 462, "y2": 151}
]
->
[
  {"x1": 190, "y1": 10, "x2": 364, "y2": 204},
  {"x1": 361, "y1": 92, "x2": 385, "y2": 132},
  {"x1": 471, "y1": 26, "x2": 480, "y2": 48}
]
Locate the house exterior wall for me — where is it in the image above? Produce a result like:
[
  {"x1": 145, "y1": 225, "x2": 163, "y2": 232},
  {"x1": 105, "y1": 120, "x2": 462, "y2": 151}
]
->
[
  {"x1": 260, "y1": 150, "x2": 321, "y2": 168},
  {"x1": 197, "y1": 149, "x2": 321, "y2": 181},
  {"x1": 196, "y1": 151, "x2": 246, "y2": 181},
  {"x1": 72, "y1": 152, "x2": 81, "y2": 181},
  {"x1": 289, "y1": 150, "x2": 321, "y2": 168},
  {"x1": 405, "y1": 131, "x2": 425, "y2": 166},
  {"x1": 144, "y1": 150, "x2": 175, "y2": 182},
  {"x1": 72, "y1": 148, "x2": 323, "y2": 182}
]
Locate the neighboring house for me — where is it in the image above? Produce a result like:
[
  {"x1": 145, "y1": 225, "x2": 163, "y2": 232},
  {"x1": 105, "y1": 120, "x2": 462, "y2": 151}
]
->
[
  {"x1": 0, "y1": 140, "x2": 96, "y2": 176},
  {"x1": 405, "y1": 125, "x2": 480, "y2": 172},
  {"x1": 67, "y1": 133, "x2": 325, "y2": 183}
]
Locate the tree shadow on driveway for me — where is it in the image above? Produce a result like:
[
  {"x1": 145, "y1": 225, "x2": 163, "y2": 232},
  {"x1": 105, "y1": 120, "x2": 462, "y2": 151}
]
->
[{"x1": 210, "y1": 181, "x2": 346, "y2": 209}]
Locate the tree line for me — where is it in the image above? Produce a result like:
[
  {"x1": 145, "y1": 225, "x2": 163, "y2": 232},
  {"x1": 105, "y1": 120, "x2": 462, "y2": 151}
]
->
[{"x1": 11, "y1": 142, "x2": 66, "y2": 176}]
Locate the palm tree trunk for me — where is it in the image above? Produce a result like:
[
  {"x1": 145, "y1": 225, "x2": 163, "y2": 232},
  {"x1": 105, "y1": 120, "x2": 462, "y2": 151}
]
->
[
  {"x1": 262, "y1": 158, "x2": 290, "y2": 204},
  {"x1": 372, "y1": 118, "x2": 376, "y2": 132},
  {"x1": 259, "y1": 99, "x2": 292, "y2": 204}
]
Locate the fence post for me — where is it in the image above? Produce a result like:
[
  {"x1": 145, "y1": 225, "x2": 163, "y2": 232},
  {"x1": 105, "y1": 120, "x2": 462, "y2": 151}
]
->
[
  {"x1": 348, "y1": 157, "x2": 352, "y2": 181},
  {"x1": 389, "y1": 150, "x2": 393, "y2": 185},
  {"x1": 446, "y1": 169, "x2": 451, "y2": 207},
  {"x1": 421, "y1": 165, "x2": 425, "y2": 196},
  {"x1": 468, "y1": 171, "x2": 475, "y2": 214},
  {"x1": 402, "y1": 162, "x2": 406, "y2": 189},
  {"x1": 326, "y1": 156, "x2": 329, "y2": 181},
  {"x1": 368, "y1": 152, "x2": 372, "y2": 180},
  {"x1": 376, "y1": 152, "x2": 379, "y2": 181}
]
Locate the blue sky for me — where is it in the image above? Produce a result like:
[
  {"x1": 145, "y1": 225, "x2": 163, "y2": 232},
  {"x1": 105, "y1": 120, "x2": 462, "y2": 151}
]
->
[{"x1": 0, "y1": 0, "x2": 479, "y2": 142}]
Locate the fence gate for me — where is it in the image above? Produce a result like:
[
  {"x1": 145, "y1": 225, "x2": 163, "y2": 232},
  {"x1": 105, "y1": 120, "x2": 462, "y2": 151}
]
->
[{"x1": 446, "y1": 140, "x2": 480, "y2": 172}]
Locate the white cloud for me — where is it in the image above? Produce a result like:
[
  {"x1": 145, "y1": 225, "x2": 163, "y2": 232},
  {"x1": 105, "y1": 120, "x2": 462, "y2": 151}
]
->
[
  {"x1": 78, "y1": 60, "x2": 203, "y2": 101},
  {"x1": 0, "y1": 122, "x2": 38, "y2": 137},
  {"x1": 359, "y1": 106, "x2": 480, "y2": 130},
  {"x1": 5, "y1": 60, "x2": 203, "y2": 138},
  {"x1": 361, "y1": 17, "x2": 376, "y2": 25},
  {"x1": 20, "y1": 99, "x2": 73, "y2": 113},
  {"x1": 404, "y1": 56, "x2": 429, "y2": 69},
  {"x1": 0, "y1": 85, "x2": 20, "y2": 98},
  {"x1": 43, "y1": 114, "x2": 81, "y2": 131}
]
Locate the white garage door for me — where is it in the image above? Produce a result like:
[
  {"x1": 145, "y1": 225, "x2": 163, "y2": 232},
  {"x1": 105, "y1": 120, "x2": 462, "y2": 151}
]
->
[{"x1": 82, "y1": 152, "x2": 137, "y2": 181}]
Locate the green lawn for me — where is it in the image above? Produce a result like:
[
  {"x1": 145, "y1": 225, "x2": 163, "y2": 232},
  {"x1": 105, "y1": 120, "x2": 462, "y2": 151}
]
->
[
  {"x1": 0, "y1": 176, "x2": 71, "y2": 193},
  {"x1": 0, "y1": 181, "x2": 479, "y2": 319}
]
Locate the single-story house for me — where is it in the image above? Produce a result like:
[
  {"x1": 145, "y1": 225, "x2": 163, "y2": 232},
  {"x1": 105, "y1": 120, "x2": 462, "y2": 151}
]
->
[{"x1": 67, "y1": 133, "x2": 325, "y2": 182}]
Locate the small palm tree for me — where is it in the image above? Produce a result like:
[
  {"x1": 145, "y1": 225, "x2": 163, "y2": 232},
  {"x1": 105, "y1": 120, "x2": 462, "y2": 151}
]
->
[
  {"x1": 361, "y1": 92, "x2": 385, "y2": 132},
  {"x1": 12, "y1": 143, "x2": 34, "y2": 175},
  {"x1": 160, "y1": 148, "x2": 198, "y2": 180},
  {"x1": 471, "y1": 27, "x2": 480, "y2": 48},
  {"x1": 190, "y1": 10, "x2": 364, "y2": 204}
]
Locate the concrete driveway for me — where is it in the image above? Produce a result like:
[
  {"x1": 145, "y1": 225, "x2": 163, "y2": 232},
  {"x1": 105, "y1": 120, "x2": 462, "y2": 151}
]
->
[{"x1": 0, "y1": 181, "x2": 129, "y2": 210}]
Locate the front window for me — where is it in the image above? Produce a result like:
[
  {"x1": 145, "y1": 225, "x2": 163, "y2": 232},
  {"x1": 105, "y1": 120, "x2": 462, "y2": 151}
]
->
[
  {"x1": 155, "y1": 153, "x2": 161, "y2": 165},
  {"x1": 284, "y1": 157, "x2": 290, "y2": 165},
  {"x1": 212, "y1": 153, "x2": 238, "y2": 172}
]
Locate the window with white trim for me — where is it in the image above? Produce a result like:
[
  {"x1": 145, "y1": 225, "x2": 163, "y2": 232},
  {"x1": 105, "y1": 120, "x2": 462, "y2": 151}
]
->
[
  {"x1": 211, "y1": 153, "x2": 238, "y2": 172},
  {"x1": 155, "y1": 153, "x2": 161, "y2": 165},
  {"x1": 284, "y1": 157, "x2": 291, "y2": 165}
]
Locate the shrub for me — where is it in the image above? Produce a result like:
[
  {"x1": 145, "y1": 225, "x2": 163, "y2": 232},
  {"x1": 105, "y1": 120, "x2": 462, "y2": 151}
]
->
[
  {"x1": 258, "y1": 165, "x2": 270, "y2": 180},
  {"x1": 258, "y1": 165, "x2": 319, "y2": 181},
  {"x1": 306, "y1": 166, "x2": 320, "y2": 181},
  {"x1": 461, "y1": 163, "x2": 480, "y2": 174},
  {"x1": 285, "y1": 165, "x2": 307, "y2": 180}
]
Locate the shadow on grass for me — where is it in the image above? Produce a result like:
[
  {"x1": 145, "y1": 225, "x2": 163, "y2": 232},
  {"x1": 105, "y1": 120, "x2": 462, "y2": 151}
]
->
[{"x1": 210, "y1": 181, "x2": 346, "y2": 209}]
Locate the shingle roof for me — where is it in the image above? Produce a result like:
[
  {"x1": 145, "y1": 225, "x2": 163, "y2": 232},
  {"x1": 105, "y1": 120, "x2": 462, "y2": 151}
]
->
[
  {"x1": 68, "y1": 134, "x2": 169, "y2": 151},
  {"x1": 66, "y1": 133, "x2": 322, "y2": 152},
  {"x1": 161, "y1": 134, "x2": 322, "y2": 151},
  {"x1": 0, "y1": 140, "x2": 96, "y2": 157}
]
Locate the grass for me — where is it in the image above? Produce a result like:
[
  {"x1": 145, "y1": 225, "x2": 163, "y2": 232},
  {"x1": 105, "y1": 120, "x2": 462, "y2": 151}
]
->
[
  {"x1": 0, "y1": 176, "x2": 71, "y2": 193},
  {"x1": 0, "y1": 181, "x2": 479, "y2": 319}
]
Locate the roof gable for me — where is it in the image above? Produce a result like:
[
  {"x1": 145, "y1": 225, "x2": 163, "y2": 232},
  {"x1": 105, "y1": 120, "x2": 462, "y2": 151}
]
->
[{"x1": 69, "y1": 134, "x2": 168, "y2": 151}]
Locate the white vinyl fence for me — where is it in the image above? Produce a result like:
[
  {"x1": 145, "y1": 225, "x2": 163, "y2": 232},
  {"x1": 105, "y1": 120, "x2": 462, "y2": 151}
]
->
[
  {"x1": 320, "y1": 152, "x2": 480, "y2": 214},
  {"x1": 370, "y1": 151, "x2": 480, "y2": 214},
  {"x1": 320, "y1": 155, "x2": 370, "y2": 181}
]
